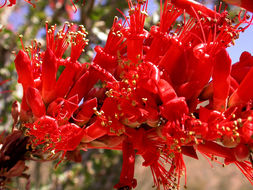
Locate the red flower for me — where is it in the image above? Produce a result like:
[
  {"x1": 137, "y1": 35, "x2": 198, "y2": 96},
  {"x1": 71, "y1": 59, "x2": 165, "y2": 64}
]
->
[
  {"x1": 13, "y1": 0, "x2": 253, "y2": 189},
  {"x1": 114, "y1": 139, "x2": 136, "y2": 189},
  {"x1": 13, "y1": 23, "x2": 90, "y2": 160},
  {"x1": 41, "y1": 48, "x2": 58, "y2": 104},
  {"x1": 94, "y1": 16, "x2": 126, "y2": 73},
  {"x1": 26, "y1": 86, "x2": 46, "y2": 118}
]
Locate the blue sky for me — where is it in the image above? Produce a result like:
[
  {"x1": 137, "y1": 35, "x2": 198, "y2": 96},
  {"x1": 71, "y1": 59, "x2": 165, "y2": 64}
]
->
[{"x1": 227, "y1": 25, "x2": 253, "y2": 63}]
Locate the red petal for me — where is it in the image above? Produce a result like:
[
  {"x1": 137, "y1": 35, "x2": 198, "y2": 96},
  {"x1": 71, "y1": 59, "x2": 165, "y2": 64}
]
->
[
  {"x1": 75, "y1": 98, "x2": 97, "y2": 126},
  {"x1": 14, "y1": 50, "x2": 34, "y2": 89},
  {"x1": 42, "y1": 48, "x2": 58, "y2": 104},
  {"x1": 26, "y1": 86, "x2": 46, "y2": 118}
]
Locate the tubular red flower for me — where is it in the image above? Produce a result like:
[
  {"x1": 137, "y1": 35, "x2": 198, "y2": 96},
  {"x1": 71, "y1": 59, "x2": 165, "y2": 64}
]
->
[
  {"x1": 158, "y1": 38, "x2": 185, "y2": 79},
  {"x1": 45, "y1": 22, "x2": 72, "y2": 59},
  {"x1": 212, "y1": 48, "x2": 232, "y2": 111},
  {"x1": 26, "y1": 86, "x2": 46, "y2": 118},
  {"x1": 14, "y1": 50, "x2": 34, "y2": 90},
  {"x1": 94, "y1": 17, "x2": 126, "y2": 72},
  {"x1": 70, "y1": 25, "x2": 88, "y2": 63},
  {"x1": 114, "y1": 139, "x2": 136, "y2": 189},
  {"x1": 41, "y1": 48, "x2": 58, "y2": 104},
  {"x1": 125, "y1": 0, "x2": 148, "y2": 63}
]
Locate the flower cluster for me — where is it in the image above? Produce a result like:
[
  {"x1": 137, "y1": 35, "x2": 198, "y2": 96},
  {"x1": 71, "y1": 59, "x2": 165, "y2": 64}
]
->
[
  {"x1": 15, "y1": 22, "x2": 89, "y2": 159},
  {"x1": 12, "y1": 0, "x2": 253, "y2": 189}
]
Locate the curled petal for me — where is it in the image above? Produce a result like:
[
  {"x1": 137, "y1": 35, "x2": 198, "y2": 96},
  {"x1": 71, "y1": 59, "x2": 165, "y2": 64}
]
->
[
  {"x1": 56, "y1": 123, "x2": 85, "y2": 151},
  {"x1": 94, "y1": 46, "x2": 118, "y2": 72},
  {"x1": 82, "y1": 119, "x2": 108, "y2": 143},
  {"x1": 181, "y1": 146, "x2": 198, "y2": 160},
  {"x1": 47, "y1": 96, "x2": 79, "y2": 125},
  {"x1": 75, "y1": 98, "x2": 97, "y2": 126},
  {"x1": 157, "y1": 79, "x2": 177, "y2": 103},
  {"x1": 160, "y1": 97, "x2": 188, "y2": 121},
  {"x1": 67, "y1": 71, "x2": 94, "y2": 101}
]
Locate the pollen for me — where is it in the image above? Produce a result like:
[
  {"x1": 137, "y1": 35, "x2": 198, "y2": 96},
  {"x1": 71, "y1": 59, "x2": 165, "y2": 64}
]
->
[{"x1": 142, "y1": 97, "x2": 147, "y2": 103}]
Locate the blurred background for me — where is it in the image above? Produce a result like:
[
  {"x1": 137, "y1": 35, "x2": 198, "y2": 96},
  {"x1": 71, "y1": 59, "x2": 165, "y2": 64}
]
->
[{"x1": 0, "y1": 0, "x2": 252, "y2": 189}]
